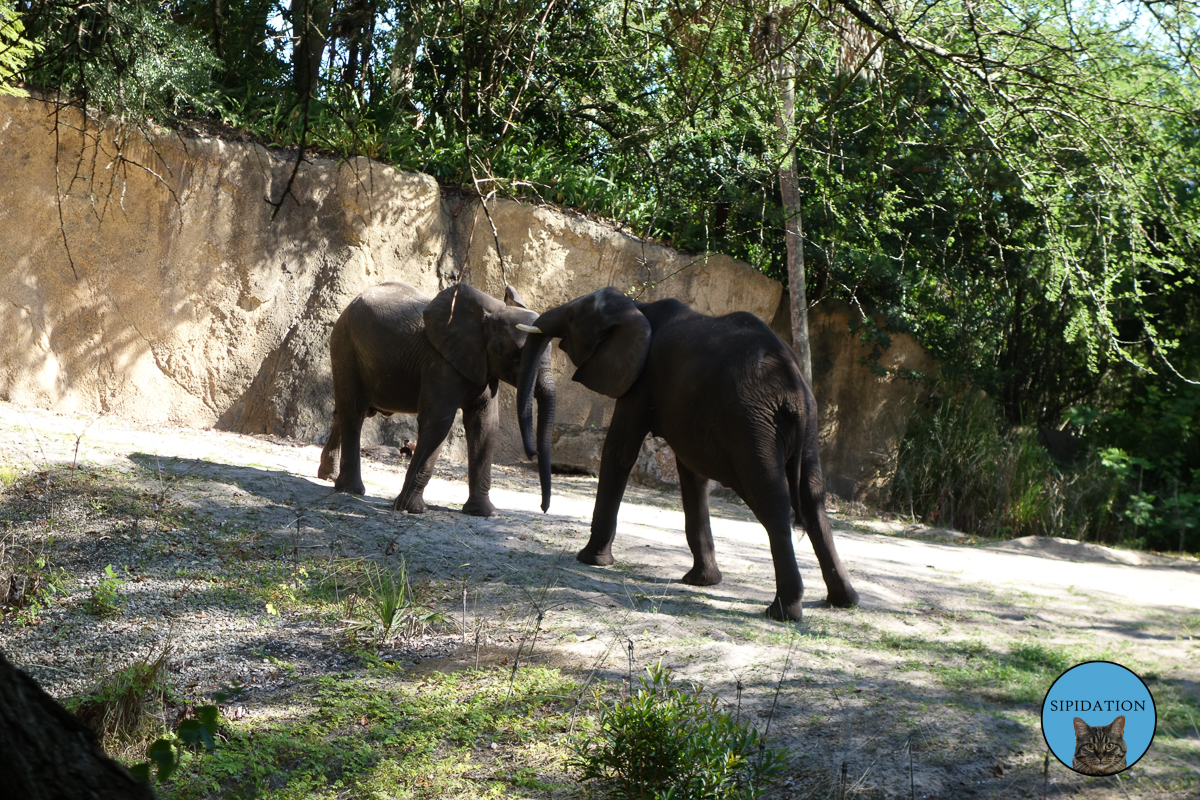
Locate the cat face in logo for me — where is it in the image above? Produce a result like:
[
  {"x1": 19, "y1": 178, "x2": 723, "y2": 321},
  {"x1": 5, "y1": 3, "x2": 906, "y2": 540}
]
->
[{"x1": 1072, "y1": 715, "x2": 1127, "y2": 776}]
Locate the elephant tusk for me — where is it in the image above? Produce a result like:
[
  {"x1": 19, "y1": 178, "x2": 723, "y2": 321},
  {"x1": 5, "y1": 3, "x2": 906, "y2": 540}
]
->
[{"x1": 516, "y1": 323, "x2": 542, "y2": 333}]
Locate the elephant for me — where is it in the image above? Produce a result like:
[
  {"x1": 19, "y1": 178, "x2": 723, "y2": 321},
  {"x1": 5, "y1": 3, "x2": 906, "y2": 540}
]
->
[
  {"x1": 515, "y1": 287, "x2": 858, "y2": 620},
  {"x1": 318, "y1": 281, "x2": 556, "y2": 516}
]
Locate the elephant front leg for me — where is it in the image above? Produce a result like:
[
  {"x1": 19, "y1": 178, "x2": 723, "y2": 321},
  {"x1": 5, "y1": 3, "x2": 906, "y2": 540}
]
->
[
  {"x1": 676, "y1": 460, "x2": 722, "y2": 586},
  {"x1": 395, "y1": 405, "x2": 457, "y2": 514},
  {"x1": 578, "y1": 401, "x2": 651, "y2": 567},
  {"x1": 460, "y1": 386, "x2": 498, "y2": 517}
]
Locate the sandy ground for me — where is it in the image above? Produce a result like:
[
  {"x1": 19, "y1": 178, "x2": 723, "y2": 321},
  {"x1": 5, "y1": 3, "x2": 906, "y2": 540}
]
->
[{"x1": 1, "y1": 400, "x2": 1198, "y2": 798}]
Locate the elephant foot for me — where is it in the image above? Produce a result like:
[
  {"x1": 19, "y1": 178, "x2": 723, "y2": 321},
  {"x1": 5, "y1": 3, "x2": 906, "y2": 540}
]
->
[
  {"x1": 461, "y1": 497, "x2": 496, "y2": 517},
  {"x1": 394, "y1": 495, "x2": 427, "y2": 514},
  {"x1": 577, "y1": 548, "x2": 615, "y2": 567},
  {"x1": 317, "y1": 462, "x2": 334, "y2": 481},
  {"x1": 826, "y1": 584, "x2": 860, "y2": 608},
  {"x1": 334, "y1": 478, "x2": 365, "y2": 495},
  {"x1": 681, "y1": 565, "x2": 722, "y2": 587},
  {"x1": 765, "y1": 596, "x2": 803, "y2": 622}
]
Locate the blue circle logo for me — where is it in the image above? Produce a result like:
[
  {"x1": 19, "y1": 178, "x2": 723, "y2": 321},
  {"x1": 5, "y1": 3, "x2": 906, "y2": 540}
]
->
[{"x1": 1041, "y1": 661, "x2": 1156, "y2": 776}]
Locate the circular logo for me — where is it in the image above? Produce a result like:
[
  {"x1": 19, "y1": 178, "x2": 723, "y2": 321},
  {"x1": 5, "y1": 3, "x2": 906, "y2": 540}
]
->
[{"x1": 1041, "y1": 661, "x2": 1156, "y2": 776}]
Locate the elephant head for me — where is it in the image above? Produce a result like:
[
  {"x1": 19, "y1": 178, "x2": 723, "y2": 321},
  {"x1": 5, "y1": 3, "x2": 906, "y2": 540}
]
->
[
  {"x1": 424, "y1": 283, "x2": 557, "y2": 512},
  {"x1": 515, "y1": 287, "x2": 649, "y2": 467}
]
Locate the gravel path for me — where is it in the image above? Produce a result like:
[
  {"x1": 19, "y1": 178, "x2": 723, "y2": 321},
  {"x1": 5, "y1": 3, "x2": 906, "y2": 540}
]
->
[{"x1": 1, "y1": 400, "x2": 1197, "y2": 798}]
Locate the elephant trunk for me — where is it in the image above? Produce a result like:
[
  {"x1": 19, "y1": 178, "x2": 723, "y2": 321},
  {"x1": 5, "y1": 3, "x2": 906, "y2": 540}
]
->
[
  {"x1": 518, "y1": 332, "x2": 556, "y2": 512},
  {"x1": 533, "y1": 355, "x2": 555, "y2": 514}
]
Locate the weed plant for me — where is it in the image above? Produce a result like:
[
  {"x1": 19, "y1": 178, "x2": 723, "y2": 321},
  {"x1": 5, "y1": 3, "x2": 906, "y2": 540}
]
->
[
  {"x1": 68, "y1": 641, "x2": 173, "y2": 744},
  {"x1": 344, "y1": 557, "x2": 444, "y2": 644},
  {"x1": 0, "y1": 533, "x2": 68, "y2": 626},
  {"x1": 88, "y1": 563, "x2": 124, "y2": 617},
  {"x1": 569, "y1": 663, "x2": 788, "y2": 800}
]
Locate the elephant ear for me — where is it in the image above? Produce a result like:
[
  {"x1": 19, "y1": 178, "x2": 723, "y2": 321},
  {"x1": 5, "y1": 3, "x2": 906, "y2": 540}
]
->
[
  {"x1": 560, "y1": 288, "x2": 651, "y2": 398},
  {"x1": 424, "y1": 284, "x2": 504, "y2": 386},
  {"x1": 503, "y1": 285, "x2": 529, "y2": 309}
]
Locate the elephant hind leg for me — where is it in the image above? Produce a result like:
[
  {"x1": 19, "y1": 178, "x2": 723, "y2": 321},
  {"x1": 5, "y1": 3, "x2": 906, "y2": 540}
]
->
[
  {"x1": 738, "y1": 471, "x2": 804, "y2": 621},
  {"x1": 794, "y1": 448, "x2": 858, "y2": 608},
  {"x1": 677, "y1": 460, "x2": 722, "y2": 587},
  {"x1": 318, "y1": 417, "x2": 339, "y2": 482},
  {"x1": 333, "y1": 403, "x2": 367, "y2": 495}
]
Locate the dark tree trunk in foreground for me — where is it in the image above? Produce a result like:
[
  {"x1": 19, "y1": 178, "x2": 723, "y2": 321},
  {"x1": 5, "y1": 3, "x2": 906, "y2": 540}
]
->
[{"x1": 0, "y1": 651, "x2": 155, "y2": 800}]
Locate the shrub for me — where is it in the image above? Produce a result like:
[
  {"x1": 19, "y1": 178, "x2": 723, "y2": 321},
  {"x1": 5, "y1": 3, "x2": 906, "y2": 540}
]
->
[
  {"x1": 889, "y1": 389, "x2": 1126, "y2": 541},
  {"x1": 569, "y1": 663, "x2": 788, "y2": 800}
]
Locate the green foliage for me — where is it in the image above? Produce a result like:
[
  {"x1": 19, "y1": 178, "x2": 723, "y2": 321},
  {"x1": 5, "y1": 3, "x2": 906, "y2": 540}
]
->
[
  {"x1": 889, "y1": 388, "x2": 1130, "y2": 541},
  {"x1": 21, "y1": 0, "x2": 219, "y2": 120},
  {"x1": 129, "y1": 696, "x2": 227, "y2": 786},
  {"x1": 88, "y1": 563, "x2": 124, "y2": 618},
  {"x1": 0, "y1": 1, "x2": 38, "y2": 96},
  {"x1": 569, "y1": 663, "x2": 788, "y2": 800},
  {"x1": 1083, "y1": 381, "x2": 1200, "y2": 551}
]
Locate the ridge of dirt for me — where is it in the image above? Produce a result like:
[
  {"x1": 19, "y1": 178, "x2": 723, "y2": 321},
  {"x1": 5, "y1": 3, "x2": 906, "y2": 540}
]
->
[{"x1": 1, "y1": 401, "x2": 1197, "y2": 799}]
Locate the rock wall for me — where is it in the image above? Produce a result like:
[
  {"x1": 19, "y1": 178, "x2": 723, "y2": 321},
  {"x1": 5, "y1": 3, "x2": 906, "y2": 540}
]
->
[
  {"x1": 772, "y1": 296, "x2": 937, "y2": 505},
  {"x1": 0, "y1": 95, "x2": 453, "y2": 455},
  {"x1": 0, "y1": 95, "x2": 929, "y2": 502}
]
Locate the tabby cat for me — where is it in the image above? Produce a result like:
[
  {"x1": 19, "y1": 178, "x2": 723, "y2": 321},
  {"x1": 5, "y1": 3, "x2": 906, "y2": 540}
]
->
[{"x1": 1072, "y1": 715, "x2": 1128, "y2": 775}]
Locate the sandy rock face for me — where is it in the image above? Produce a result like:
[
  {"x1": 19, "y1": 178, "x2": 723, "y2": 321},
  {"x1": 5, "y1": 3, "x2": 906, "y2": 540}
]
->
[
  {"x1": 0, "y1": 96, "x2": 449, "y2": 448},
  {"x1": 772, "y1": 296, "x2": 937, "y2": 505}
]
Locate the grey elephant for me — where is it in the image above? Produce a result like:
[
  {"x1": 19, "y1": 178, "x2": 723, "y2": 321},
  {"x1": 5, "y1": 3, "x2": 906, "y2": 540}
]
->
[
  {"x1": 515, "y1": 287, "x2": 858, "y2": 620},
  {"x1": 318, "y1": 281, "x2": 556, "y2": 516}
]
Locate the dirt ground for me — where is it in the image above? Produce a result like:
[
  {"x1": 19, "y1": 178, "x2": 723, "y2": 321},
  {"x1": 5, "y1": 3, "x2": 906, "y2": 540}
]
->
[{"x1": 1, "y1": 400, "x2": 1198, "y2": 799}]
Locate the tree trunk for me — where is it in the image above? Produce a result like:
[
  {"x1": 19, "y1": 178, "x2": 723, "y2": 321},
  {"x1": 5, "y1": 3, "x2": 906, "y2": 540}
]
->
[
  {"x1": 775, "y1": 55, "x2": 812, "y2": 385},
  {"x1": 293, "y1": 0, "x2": 332, "y2": 103},
  {"x1": 0, "y1": 651, "x2": 156, "y2": 800}
]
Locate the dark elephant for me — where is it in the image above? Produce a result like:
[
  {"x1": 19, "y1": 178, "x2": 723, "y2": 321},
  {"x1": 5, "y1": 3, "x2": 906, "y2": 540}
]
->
[
  {"x1": 515, "y1": 288, "x2": 858, "y2": 620},
  {"x1": 318, "y1": 281, "x2": 556, "y2": 516}
]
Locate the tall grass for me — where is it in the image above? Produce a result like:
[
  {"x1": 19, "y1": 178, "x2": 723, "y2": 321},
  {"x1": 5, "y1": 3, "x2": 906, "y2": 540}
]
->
[{"x1": 889, "y1": 391, "x2": 1127, "y2": 543}]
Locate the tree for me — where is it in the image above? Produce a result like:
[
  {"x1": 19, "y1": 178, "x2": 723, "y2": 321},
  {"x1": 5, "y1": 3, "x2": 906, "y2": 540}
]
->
[{"x1": 0, "y1": 651, "x2": 155, "y2": 800}]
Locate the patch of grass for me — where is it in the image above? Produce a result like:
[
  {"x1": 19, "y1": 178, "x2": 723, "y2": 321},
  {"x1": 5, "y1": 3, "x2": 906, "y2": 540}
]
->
[
  {"x1": 935, "y1": 640, "x2": 1083, "y2": 704},
  {"x1": 161, "y1": 665, "x2": 581, "y2": 799},
  {"x1": 0, "y1": 464, "x2": 22, "y2": 486},
  {"x1": 68, "y1": 642, "x2": 173, "y2": 746},
  {"x1": 871, "y1": 632, "x2": 1088, "y2": 705}
]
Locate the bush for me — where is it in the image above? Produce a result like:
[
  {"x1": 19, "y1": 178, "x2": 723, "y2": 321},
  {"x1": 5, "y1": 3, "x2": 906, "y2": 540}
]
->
[
  {"x1": 569, "y1": 664, "x2": 788, "y2": 800},
  {"x1": 889, "y1": 389, "x2": 1126, "y2": 542}
]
